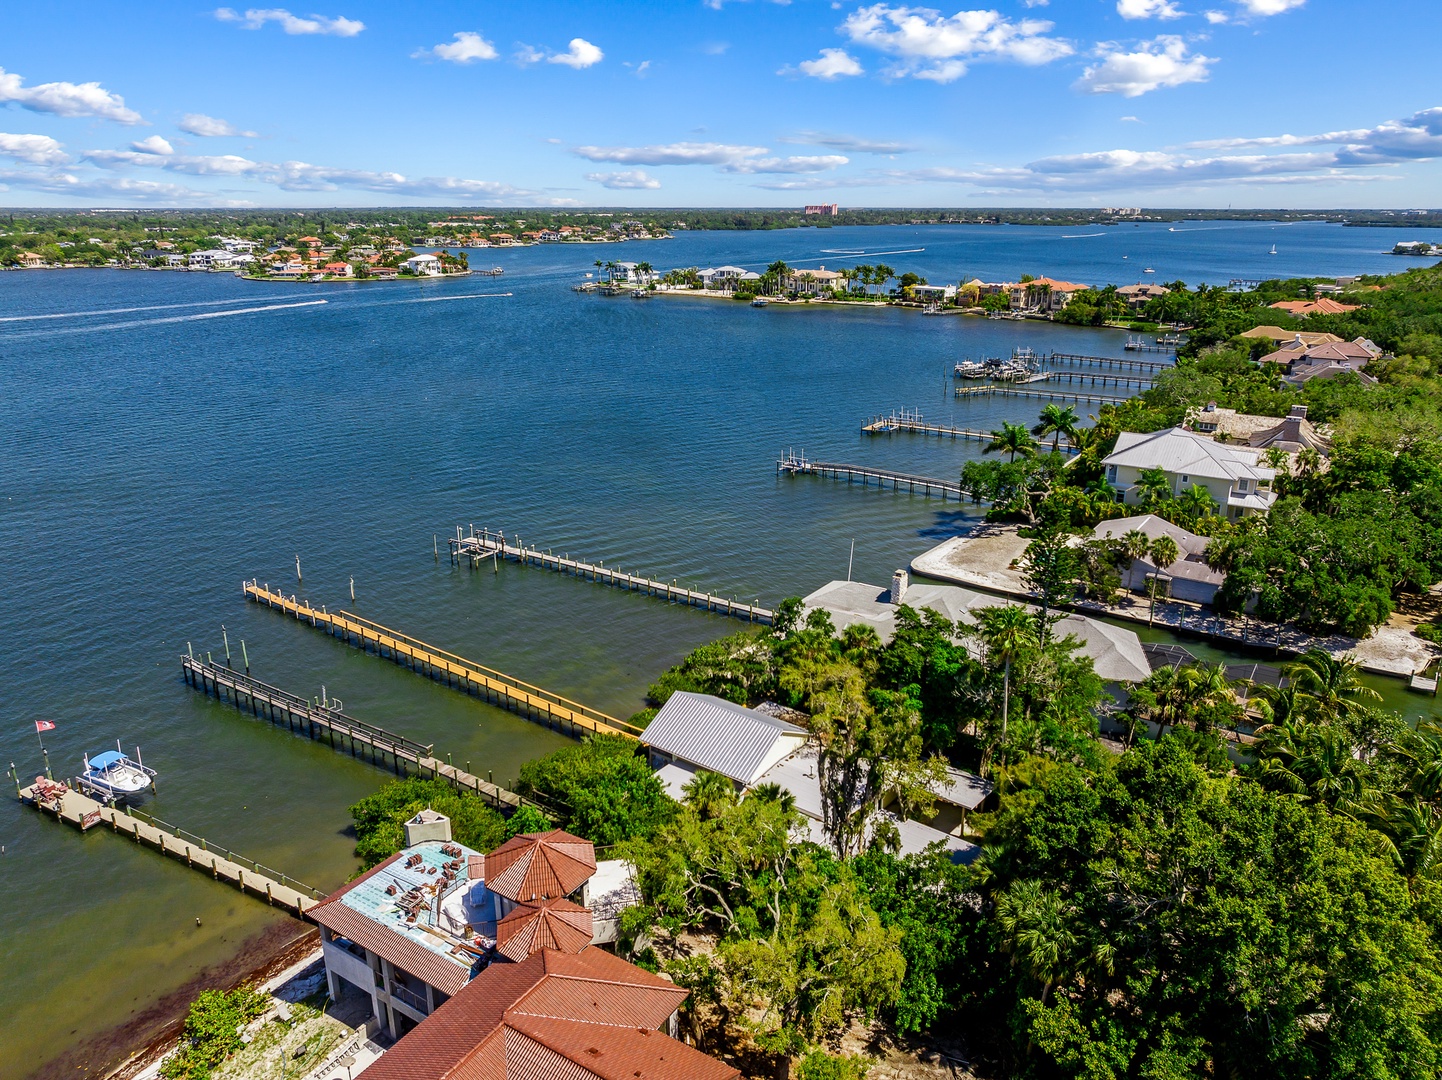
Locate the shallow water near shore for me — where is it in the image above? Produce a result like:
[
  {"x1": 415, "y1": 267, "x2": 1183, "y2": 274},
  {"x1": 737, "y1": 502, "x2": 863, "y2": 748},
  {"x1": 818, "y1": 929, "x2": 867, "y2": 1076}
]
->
[{"x1": 1, "y1": 222, "x2": 1437, "y2": 1079}]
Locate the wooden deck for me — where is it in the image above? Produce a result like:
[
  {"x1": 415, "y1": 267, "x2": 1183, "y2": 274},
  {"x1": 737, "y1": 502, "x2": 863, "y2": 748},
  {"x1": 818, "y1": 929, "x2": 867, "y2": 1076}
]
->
[
  {"x1": 243, "y1": 582, "x2": 640, "y2": 739},
  {"x1": 860, "y1": 412, "x2": 1079, "y2": 454},
  {"x1": 450, "y1": 529, "x2": 772, "y2": 625},
  {"x1": 18, "y1": 779, "x2": 318, "y2": 918},
  {"x1": 1045, "y1": 351, "x2": 1173, "y2": 372},
  {"x1": 956, "y1": 384, "x2": 1132, "y2": 405},
  {"x1": 777, "y1": 452, "x2": 966, "y2": 500},
  {"x1": 183, "y1": 655, "x2": 538, "y2": 808}
]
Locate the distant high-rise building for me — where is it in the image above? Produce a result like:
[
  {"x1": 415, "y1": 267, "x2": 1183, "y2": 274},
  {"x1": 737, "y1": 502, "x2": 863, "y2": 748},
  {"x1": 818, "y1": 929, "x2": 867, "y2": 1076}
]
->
[{"x1": 803, "y1": 203, "x2": 839, "y2": 217}]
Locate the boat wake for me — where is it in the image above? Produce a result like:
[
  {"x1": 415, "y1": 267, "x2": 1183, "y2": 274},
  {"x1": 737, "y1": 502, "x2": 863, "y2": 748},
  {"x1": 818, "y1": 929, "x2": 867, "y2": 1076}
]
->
[
  {"x1": 0, "y1": 295, "x2": 297, "y2": 323},
  {"x1": 408, "y1": 292, "x2": 514, "y2": 303},
  {"x1": 2, "y1": 299, "x2": 329, "y2": 337},
  {"x1": 1061, "y1": 232, "x2": 1105, "y2": 239}
]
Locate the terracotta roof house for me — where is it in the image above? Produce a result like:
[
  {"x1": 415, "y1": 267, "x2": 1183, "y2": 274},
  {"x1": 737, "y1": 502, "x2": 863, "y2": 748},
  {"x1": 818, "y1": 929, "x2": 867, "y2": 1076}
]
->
[
  {"x1": 356, "y1": 947, "x2": 736, "y2": 1080},
  {"x1": 1240, "y1": 325, "x2": 1342, "y2": 346},
  {"x1": 1258, "y1": 336, "x2": 1381, "y2": 387},
  {"x1": 313, "y1": 815, "x2": 619, "y2": 1041},
  {"x1": 1010, "y1": 277, "x2": 1090, "y2": 313},
  {"x1": 1116, "y1": 282, "x2": 1170, "y2": 308},
  {"x1": 486, "y1": 831, "x2": 597, "y2": 905},
  {"x1": 1269, "y1": 297, "x2": 1360, "y2": 316},
  {"x1": 496, "y1": 899, "x2": 593, "y2": 963}
]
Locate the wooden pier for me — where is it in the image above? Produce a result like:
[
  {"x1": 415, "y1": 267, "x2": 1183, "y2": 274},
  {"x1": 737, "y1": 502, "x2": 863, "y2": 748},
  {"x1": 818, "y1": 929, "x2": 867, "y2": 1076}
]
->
[
  {"x1": 777, "y1": 451, "x2": 965, "y2": 500},
  {"x1": 242, "y1": 581, "x2": 639, "y2": 739},
  {"x1": 1124, "y1": 338, "x2": 1181, "y2": 353},
  {"x1": 956, "y1": 384, "x2": 1132, "y2": 405},
  {"x1": 18, "y1": 778, "x2": 319, "y2": 918},
  {"x1": 449, "y1": 529, "x2": 772, "y2": 626},
  {"x1": 1035, "y1": 370, "x2": 1154, "y2": 389},
  {"x1": 182, "y1": 656, "x2": 537, "y2": 809},
  {"x1": 1044, "y1": 351, "x2": 1173, "y2": 372},
  {"x1": 860, "y1": 411, "x2": 1079, "y2": 454}
]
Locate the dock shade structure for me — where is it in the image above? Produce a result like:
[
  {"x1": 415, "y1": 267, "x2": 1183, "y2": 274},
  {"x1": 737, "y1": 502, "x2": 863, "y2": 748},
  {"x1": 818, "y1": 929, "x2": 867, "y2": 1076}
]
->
[
  {"x1": 642, "y1": 691, "x2": 808, "y2": 792},
  {"x1": 496, "y1": 898, "x2": 594, "y2": 963},
  {"x1": 485, "y1": 830, "x2": 597, "y2": 905},
  {"x1": 355, "y1": 948, "x2": 738, "y2": 1080}
]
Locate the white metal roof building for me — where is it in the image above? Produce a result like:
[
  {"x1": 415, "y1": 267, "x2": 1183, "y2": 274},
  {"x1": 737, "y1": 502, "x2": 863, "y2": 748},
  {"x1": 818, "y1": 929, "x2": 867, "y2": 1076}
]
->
[{"x1": 642, "y1": 691, "x2": 808, "y2": 787}]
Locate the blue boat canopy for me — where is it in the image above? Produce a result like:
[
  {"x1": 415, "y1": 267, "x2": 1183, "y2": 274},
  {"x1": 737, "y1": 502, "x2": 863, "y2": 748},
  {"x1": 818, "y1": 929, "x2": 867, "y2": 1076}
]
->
[{"x1": 87, "y1": 750, "x2": 125, "y2": 771}]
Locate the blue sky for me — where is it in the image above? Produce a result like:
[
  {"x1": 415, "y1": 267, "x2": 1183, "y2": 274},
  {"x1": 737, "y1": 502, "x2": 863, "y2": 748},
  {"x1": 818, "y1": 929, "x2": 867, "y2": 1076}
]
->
[{"x1": 2, "y1": 0, "x2": 1439, "y2": 208}]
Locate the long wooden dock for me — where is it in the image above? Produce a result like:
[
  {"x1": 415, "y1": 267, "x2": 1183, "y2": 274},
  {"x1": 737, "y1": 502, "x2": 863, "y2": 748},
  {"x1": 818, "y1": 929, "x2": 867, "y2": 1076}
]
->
[
  {"x1": 1045, "y1": 351, "x2": 1173, "y2": 372},
  {"x1": 1035, "y1": 370, "x2": 1153, "y2": 389},
  {"x1": 956, "y1": 385, "x2": 1132, "y2": 405},
  {"x1": 449, "y1": 529, "x2": 772, "y2": 625},
  {"x1": 777, "y1": 452, "x2": 965, "y2": 500},
  {"x1": 18, "y1": 778, "x2": 319, "y2": 918},
  {"x1": 860, "y1": 412, "x2": 1080, "y2": 454},
  {"x1": 182, "y1": 655, "x2": 537, "y2": 809},
  {"x1": 1124, "y1": 337, "x2": 1181, "y2": 353},
  {"x1": 242, "y1": 581, "x2": 639, "y2": 739}
]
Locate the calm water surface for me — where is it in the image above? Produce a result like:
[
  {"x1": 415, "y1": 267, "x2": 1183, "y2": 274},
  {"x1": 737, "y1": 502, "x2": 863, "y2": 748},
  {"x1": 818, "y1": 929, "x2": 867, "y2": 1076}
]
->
[{"x1": 1, "y1": 222, "x2": 1436, "y2": 1079}]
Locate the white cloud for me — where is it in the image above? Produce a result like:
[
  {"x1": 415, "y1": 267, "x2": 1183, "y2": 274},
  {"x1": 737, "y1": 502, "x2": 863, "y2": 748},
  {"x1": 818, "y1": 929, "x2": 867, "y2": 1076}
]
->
[
  {"x1": 724, "y1": 154, "x2": 849, "y2": 174},
  {"x1": 0, "y1": 67, "x2": 142, "y2": 124},
  {"x1": 795, "y1": 48, "x2": 864, "y2": 79},
  {"x1": 0, "y1": 133, "x2": 69, "y2": 166},
  {"x1": 213, "y1": 8, "x2": 364, "y2": 36},
  {"x1": 270, "y1": 162, "x2": 531, "y2": 199},
  {"x1": 783, "y1": 131, "x2": 917, "y2": 153},
  {"x1": 131, "y1": 135, "x2": 174, "y2": 155},
  {"x1": 1117, "y1": 0, "x2": 1184, "y2": 19},
  {"x1": 1120, "y1": 115, "x2": 1142, "y2": 122},
  {"x1": 1203, "y1": 9, "x2": 1229, "y2": 22},
  {"x1": 415, "y1": 31, "x2": 498, "y2": 64},
  {"x1": 1075, "y1": 36, "x2": 1215, "y2": 97},
  {"x1": 573, "y1": 141, "x2": 770, "y2": 166},
  {"x1": 586, "y1": 169, "x2": 661, "y2": 189},
  {"x1": 1236, "y1": 0, "x2": 1304, "y2": 14},
  {"x1": 0, "y1": 169, "x2": 218, "y2": 202},
  {"x1": 178, "y1": 113, "x2": 257, "y2": 137},
  {"x1": 515, "y1": 45, "x2": 546, "y2": 65},
  {"x1": 840, "y1": 4, "x2": 1072, "y2": 82},
  {"x1": 549, "y1": 39, "x2": 604, "y2": 68}
]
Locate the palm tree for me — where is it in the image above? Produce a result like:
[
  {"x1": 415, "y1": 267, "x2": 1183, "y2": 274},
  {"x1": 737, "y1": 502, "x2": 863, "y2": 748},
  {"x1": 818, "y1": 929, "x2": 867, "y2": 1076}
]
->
[
  {"x1": 681, "y1": 769, "x2": 737, "y2": 820},
  {"x1": 974, "y1": 604, "x2": 1041, "y2": 764},
  {"x1": 747, "y1": 782, "x2": 797, "y2": 815},
  {"x1": 994, "y1": 879, "x2": 1076, "y2": 1005},
  {"x1": 1174, "y1": 484, "x2": 1217, "y2": 526},
  {"x1": 1146, "y1": 535, "x2": 1180, "y2": 626},
  {"x1": 873, "y1": 263, "x2": 895, "y2": 297},
  {"x1": 1286, "y1": 649, "x2": 1382, "y2": 722},
  {"x1": 1032, "y1": 403, "x2": 1080, "y2": 453},
  {"x1": 984, "y1": 421, "x2": 1039, "y2": 463},
  {"x1": 1134, "y1": 467, "x2": 1173, "y2": 510}
]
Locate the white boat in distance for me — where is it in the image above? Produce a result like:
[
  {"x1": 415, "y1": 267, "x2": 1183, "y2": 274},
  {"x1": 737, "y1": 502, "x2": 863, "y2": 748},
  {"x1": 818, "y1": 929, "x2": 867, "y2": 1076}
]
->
[{"x1": 79, "y1": 742, "x2": 156, "y2": 799}]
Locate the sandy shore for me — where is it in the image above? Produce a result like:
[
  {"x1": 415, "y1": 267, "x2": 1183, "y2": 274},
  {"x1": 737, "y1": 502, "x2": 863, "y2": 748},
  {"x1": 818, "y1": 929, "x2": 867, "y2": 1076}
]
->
[{"x1": 912, "y1": 524, "x2": 1440, "y2": 679}]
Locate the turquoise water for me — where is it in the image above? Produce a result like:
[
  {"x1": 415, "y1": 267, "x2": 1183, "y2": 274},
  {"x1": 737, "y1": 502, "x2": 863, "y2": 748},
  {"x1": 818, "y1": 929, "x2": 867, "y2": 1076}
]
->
[{"x1": 1, "y1": 222, "x2": 1436, "y2": 1079}]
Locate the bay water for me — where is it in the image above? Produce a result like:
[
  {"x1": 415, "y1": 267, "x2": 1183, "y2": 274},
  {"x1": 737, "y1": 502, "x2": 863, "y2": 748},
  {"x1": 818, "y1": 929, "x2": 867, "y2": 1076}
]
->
[{"x1": 1, "y1": 222, "x2": 1436, "y2": 1079}]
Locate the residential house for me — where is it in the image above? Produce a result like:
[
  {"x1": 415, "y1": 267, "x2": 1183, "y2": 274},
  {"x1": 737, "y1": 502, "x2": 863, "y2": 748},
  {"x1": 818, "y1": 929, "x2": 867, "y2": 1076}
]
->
[
  {"x1": 1269, "y1": 297, "x2": 1360, "y2": 316},
  {"x1": 696, "y1": 265, "x2": 758, "y2": 290},
  {"x1": 353, "y1": 947, "x2": 737, "y2": 1080},
  {"x1": 783, "y1": 267, "x2": 845, "y2": 295},
  {"x1": 608, "y1": 262, "x2": 656, "y2": 285},
  {"x1": 640, "y1": 690, "x2": 986, "y2": 860},
  {"x1": 369, "y1": 265, "x2": 398, "y2": 279},
  {"x1": 910, "y1": 283, "x2": 957, "y2": 302},
  {"x1": 802, "y1": 571, "x2": 1151, "y2": 684},
  {"x1": 1091, "y1": 514, "x2": 1225, "y2": 605},
  {"x1": 1101, "y1": 427, "x2": 1276, "y2": 519},
  {"x1": 1116, "y1": 282, "x2": 1170, "y2": 309},
  {"x1": 187, "y1": 249, "x2": 234, "y2": 269},
  {"x1": 403, "y1": 253, "x2": 443, "y2": 276},
  {"x1": 1240, "y1": 325, "x2": 1343, "y2": 347},
  {"x1": 322, "y1": 261, "x2": 353, "y2": 278},
  {"x1": 1185, "y1": 402, "x2": 1329, "y2": 455},
  {"x1": 18, "y1": 251, "x2": 46, "y2": 267},
  {"x1": 489, "y1": 233, "x2": 517, "y2": 246},
  {"x1": 1010, "y1": 277, "x2": 1090, "y2": 313},
  {"x1": 1257, "y1": 335, "x2": 1381, "y2": 386}
]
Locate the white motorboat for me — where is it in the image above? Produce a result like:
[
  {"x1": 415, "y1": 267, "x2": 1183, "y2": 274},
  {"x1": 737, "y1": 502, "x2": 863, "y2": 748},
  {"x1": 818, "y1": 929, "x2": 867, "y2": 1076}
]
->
[{"x1": 78, "y1": 742, "x2": 156, "y2": 799}]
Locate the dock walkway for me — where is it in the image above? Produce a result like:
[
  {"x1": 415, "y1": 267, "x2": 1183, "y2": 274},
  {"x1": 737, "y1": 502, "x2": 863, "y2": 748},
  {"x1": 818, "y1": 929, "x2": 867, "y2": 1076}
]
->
[
  {"x1": 242, "y1": 582, "x2": 639, "y2": 739},
  {"x1": 956, "y1": 384, "x2": 1132, "y2": 406},
  {"x1": 777, "y1": 451, "x2": 965, "y2": 500},
  {"x1": 183, "y1": 655, "x2": 536, "y2": 808},
  {"x1": 18, "y1": 779, "x2": 318, "y2": 918},
  {"x1": 860, "y1": 412, "x2": 1079, "y2": 454},
  {"x1": 450, "y1": 529, "x2": 772, "y2": 625},
  {"x1": 1045, "y1": 351, "x2": 1173, "y2": 372}
]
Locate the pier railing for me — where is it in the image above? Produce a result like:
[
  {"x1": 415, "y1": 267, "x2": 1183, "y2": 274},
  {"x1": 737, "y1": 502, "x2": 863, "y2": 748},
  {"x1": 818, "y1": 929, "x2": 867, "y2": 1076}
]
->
[
  {"x1": 122, "y1": 804, "x2": 325, "y2": 898},
  {"x1": 777, "y1": 451, "x2": 966, "y2": 500}
]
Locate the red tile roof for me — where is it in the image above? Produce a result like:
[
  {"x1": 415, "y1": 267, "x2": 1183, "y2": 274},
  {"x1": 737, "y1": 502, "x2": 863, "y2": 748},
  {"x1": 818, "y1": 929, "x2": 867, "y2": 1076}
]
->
[
  {"x1": 357, "y1": 949, "x2": 724, "y2": 1080},
  {"x1": 485, "y1": 831, "x2": 596, "y2": 903},
  {"x1": 1269, "y1": 298, "x2": 1360, "y2": 315},
  {"x1": 497, "y1": 899, "x2": 593, "y2": 963}
]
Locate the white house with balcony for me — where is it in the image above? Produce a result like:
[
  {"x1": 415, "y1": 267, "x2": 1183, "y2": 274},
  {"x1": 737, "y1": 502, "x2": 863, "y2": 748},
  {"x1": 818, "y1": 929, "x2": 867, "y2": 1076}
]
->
[
  {"x1": 403, "y1": 253, "x2": 443, "y2": 276},
  {"x1": 1101, "y1": 427, "x2": 1276, "y2": 519}
]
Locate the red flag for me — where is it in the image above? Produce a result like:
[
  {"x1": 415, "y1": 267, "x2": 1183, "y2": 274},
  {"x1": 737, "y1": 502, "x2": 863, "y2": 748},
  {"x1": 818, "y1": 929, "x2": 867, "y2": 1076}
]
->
[{"x1": 35, "y1": 720, "x2": 56, "y2": 733}]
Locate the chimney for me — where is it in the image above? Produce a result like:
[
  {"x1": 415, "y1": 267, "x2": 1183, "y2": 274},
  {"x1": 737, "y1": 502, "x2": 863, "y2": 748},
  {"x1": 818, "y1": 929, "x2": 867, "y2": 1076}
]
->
[
  {"x1": 404, "y1": 808, "x2": 452, "y2": 847},
  {"x1": 1277, "y1": 404, "x2": 1307, "y2": 444},
  {"x1": 891, "y1": 569, "x2": 909, "y2": 605}
]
